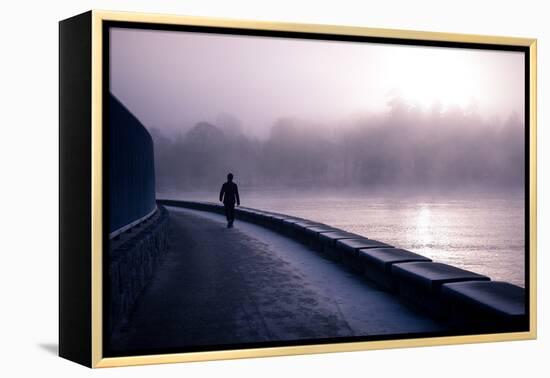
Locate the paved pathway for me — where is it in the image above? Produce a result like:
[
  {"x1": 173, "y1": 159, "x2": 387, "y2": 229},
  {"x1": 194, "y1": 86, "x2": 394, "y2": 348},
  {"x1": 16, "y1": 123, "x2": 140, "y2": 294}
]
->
[{"x1": 109, "y1": 206, "x2": 446, "y2": 354}]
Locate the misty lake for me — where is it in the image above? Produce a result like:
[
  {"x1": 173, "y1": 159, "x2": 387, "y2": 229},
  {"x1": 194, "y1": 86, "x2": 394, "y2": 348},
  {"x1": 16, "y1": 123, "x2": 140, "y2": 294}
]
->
[{"x1": 160, "y1": 189, "x2": 525, "y2": 287}]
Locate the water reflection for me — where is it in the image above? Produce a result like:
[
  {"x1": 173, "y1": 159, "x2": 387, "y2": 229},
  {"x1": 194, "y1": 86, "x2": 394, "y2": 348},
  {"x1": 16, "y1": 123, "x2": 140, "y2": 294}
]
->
[{"x1": 415, "y1": 206, "x2": 433, "y2": 248}]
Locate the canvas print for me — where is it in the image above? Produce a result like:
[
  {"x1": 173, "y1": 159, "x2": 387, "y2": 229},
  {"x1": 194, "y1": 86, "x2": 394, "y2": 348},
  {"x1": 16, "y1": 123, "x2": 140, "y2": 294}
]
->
[{"x1": 104, "y1": 24, "x2": 528, "y2": 357}]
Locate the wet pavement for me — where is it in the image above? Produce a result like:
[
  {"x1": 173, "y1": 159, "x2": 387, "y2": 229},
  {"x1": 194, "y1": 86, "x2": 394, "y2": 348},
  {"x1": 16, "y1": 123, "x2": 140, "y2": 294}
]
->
[{"x1": 109, "y1": 206, "x2": 446, "y2": 354}]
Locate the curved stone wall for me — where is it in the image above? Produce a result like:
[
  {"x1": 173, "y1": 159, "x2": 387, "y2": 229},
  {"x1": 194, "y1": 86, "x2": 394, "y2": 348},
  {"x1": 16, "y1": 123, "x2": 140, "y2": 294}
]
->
[
  {"x1": 159, "y1": 199, "x2": 527, "y2": 333},
  {"x1": 108, "y1": 205, "x2": 169, "y2": 339},
  {"x1": 107, "y1": 95, "x2": 168, "y2": 340}
]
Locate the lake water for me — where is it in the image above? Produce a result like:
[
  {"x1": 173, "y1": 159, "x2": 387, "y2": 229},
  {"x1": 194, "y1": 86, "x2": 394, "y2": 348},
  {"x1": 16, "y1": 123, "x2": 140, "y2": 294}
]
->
[{"x1": 160, "y1": 189, "x2": 526, "y2": 287}]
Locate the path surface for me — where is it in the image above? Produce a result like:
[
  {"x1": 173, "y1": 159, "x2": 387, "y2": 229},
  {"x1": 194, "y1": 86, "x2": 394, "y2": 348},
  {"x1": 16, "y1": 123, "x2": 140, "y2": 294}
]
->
[{"x1": 109, "y1": 206, "x2": 446, "y2": 353}]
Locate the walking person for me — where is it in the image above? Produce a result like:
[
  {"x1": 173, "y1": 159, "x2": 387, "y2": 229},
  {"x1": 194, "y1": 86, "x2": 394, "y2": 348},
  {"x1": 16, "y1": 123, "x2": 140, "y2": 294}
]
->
[{"x1": 219, "y1": 173, "x2": 240, "y2": 228}]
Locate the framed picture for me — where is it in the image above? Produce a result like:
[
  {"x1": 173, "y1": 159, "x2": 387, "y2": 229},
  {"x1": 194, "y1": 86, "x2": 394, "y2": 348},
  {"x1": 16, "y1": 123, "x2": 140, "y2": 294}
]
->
[{"x1": 59, "y1": 10, "x2": 537, "y2": 368}]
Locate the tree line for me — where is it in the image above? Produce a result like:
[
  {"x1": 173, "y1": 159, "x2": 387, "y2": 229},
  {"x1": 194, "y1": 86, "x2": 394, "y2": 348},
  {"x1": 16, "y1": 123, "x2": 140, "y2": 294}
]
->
[{"x1": 150, "y1": 101, "x2": 524, "y2": 193}]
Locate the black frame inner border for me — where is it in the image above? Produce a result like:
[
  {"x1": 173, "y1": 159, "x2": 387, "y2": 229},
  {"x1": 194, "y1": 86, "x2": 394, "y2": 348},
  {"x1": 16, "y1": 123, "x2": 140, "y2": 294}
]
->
[{"x1": 101, "y1": 19, "x2": 531, "y2": 358}]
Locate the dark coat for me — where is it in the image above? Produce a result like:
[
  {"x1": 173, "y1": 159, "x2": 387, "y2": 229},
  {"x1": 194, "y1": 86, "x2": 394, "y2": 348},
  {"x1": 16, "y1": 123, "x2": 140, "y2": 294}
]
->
[{"x1": 219, "y1": 181, "x2": 240, "y2": 205}]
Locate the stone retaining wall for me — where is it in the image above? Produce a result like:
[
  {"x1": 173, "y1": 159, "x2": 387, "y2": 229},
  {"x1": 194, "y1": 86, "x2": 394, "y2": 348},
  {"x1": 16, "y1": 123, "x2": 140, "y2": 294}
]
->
[{"x1": 108, "y1": 205, "x2": 170, "y2": 336}]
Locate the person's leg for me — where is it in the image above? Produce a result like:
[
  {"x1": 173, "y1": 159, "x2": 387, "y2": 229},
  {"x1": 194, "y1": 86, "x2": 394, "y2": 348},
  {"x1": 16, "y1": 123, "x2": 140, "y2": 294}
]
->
[
  {"x1": 228, "y1": 203, "x2": 235, "y2": 227},
  {"x1": 224, "y1": 203, "x2": 231, "y2": 226}
]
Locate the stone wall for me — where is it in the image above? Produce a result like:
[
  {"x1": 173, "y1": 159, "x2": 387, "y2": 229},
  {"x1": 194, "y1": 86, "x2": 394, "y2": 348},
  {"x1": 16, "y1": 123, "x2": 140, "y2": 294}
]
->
[{"x1": 108, "y1": 205, "x2": 169, "y2": 336}]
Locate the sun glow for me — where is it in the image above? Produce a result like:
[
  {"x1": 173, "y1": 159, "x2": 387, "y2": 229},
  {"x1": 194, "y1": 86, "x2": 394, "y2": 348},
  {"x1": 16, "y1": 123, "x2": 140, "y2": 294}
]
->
[{"x1": 382, "y1": 46, "x2": 490, "y2": 111}]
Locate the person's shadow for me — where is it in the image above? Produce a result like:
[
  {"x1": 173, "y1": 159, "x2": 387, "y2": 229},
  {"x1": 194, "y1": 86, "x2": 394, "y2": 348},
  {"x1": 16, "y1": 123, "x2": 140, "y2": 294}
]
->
[{"x1": 37, "y1": 343, "x2": 58, "y2": 355}]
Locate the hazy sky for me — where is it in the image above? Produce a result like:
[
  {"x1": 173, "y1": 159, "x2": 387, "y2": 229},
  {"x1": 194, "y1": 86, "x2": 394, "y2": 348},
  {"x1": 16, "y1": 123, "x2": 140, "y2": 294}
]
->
[{"x1": 110, "y1": 27, "x2": 525, "y2": 137}]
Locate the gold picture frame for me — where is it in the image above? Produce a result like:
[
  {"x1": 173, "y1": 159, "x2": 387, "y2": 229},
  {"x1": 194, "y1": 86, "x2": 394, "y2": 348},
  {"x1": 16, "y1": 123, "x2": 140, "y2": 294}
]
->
[{"x1": 59, "y1": 9, "x2": 537, "y2": 368}]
